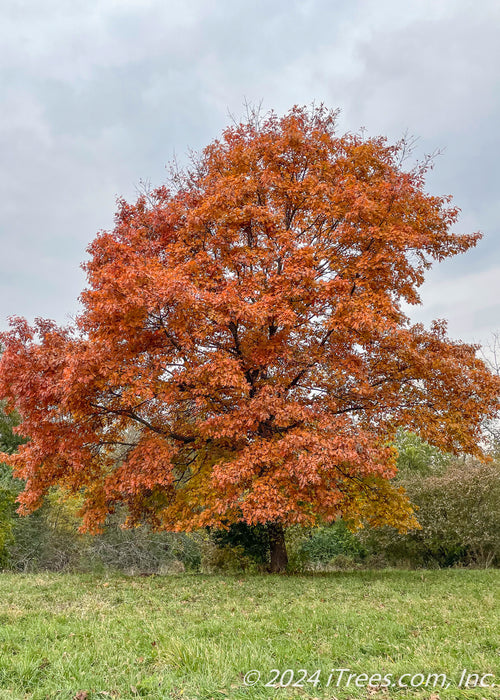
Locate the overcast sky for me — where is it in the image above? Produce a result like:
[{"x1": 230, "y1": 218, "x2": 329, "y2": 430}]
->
[{"x1": 1, "y1": 0, "x2": 499, "y2": 346}]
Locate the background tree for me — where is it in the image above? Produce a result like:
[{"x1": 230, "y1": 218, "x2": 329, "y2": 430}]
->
[
  {"x1": 393, "y1": 428, "x2": 451, "y2": 476},
  {"x1": 0, "y1": 401, "x2": 26, "y2": 456},
  {"x1": 0, "y1": 390, "x2": 28, "y2": 567},
  {"x1": 1, "y1": 106, "x2": 498, "y2": 571},
  {"x1": 480, "y1": 332, "x2": 500, "y2": 451}
]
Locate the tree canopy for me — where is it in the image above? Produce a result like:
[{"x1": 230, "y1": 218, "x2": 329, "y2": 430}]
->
[{"x1": 1, "y1": 106, "x2": 498, "y2": 570}]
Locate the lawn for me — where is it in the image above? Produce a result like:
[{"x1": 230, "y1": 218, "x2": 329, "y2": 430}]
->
[{"x1": 0, "y1": 570, "x2": 498, "y2": 700}]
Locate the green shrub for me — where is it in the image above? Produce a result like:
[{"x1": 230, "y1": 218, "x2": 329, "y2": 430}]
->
[
  {"x1": 0, "y1": 402, "x2": 26, "y2": 568},
  {"x1": 0, "y1": 487, "x2": 15, "y2": 568},
  {"x1": 300, "y1": 520, "x2": 367, "y2": 565},
  {"x1": 200, "y1": 538, "x2": 261, "y2": 573},
  {"x1": 211, "y1": 522, "x2": 270, "y2": 564},
  {"x1": 360, "y1": 458, "x2": 500, "y2": 568}
]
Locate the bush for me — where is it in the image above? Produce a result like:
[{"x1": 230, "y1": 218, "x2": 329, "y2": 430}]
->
[
  {"x1": 7, "y1": 503, "x2": 82, "y2": 572},
  {"x1": 299, "y1": 521, "x2": 367, "y2": 566},
  {"x1": 200, "y1": 538, "x2": 261, "y2": 573},
  {"x1": 211, "y1": 522, "x2": 270, "y2": 565},
  {"x1": 360, "y1": 458, "x2": 500, "y2": 568},
  {"x1": 0, "y1": 487, "x2": 15, "y2": 567},
  {"x1": 5, "y1": 492, "x2": 203, "y2": 573},
  {"x1": 85, "y1": 517, "x2": 202, "y2": 574}
]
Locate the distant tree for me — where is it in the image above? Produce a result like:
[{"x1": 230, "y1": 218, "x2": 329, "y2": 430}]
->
[
  {"x1": 0, "y1": 398, "x2": 26, "y2": 566},
  {"x1": 480, "y1": 332, "x2": 500, "y2": 450},
  {"x1": 394, "y1": 429, "x2": 451, "y2": 476},
  {"x1": 0, "y1": 401, "x2": 25, "y2": 456},
  {"x1": 1, "y1": 106, "x2": 499, "y2": 571}
]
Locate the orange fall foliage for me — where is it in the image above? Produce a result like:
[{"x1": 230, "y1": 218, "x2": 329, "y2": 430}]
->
[{"x1": 1, "y1": 106, "x2": 498, "y2": 537}]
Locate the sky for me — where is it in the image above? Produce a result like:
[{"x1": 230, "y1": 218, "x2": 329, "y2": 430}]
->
[{"x1": 1, "y1": 0, "x2": 499, "y2": 346}]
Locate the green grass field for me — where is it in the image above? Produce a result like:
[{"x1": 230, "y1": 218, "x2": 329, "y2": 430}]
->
[{"x1": 0, "y1": 570, "x2": 498, "y2": 700}]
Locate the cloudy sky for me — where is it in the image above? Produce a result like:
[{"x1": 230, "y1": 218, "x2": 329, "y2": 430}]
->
[{"x1": 1, "y1": 0, "x2": 499, "y2": 346}]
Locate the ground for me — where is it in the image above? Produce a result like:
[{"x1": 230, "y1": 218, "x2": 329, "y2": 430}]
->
[{"x1": 0, "y1": 571, "x2": 498, "y2": 699}]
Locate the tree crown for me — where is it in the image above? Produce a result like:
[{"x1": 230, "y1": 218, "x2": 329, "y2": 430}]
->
[{"x1": 1, "y1": 106, "x2": 498, "y2": 533}]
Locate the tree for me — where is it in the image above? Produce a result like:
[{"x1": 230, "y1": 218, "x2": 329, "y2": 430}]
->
[
  {"x1": 480, "y1": 332, "x2": 500, "y2": 450},
  {"x1": 1, "y1": 106, "x2": 498, "y2": 571},
  {"x1": 394, "y1": 429, "x2": 451, "y2": 476},
  {"x1": 0, "y1": 398, "x2": 26, "y2": 566},
  {"x1": 0, "y1": 401, "x2": 26, "y2": 456}
]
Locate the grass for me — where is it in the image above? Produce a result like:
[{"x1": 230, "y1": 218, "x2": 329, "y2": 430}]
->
[{"x1": 0, "y1": 570, "x2": 498, "y2": 700}]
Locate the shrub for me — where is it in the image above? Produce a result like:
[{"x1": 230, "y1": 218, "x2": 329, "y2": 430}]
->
[
  {"x1": 6, "y1": 494, "x2": 203, "y2": 573},
  {"x1": 299, "y1": 520, "x2": 367, "y2": 565},
  {"x1": 85, "y1": 518, "x2": 202, "y2": 574},
  {"x1": 200, "y1": 538, "x2": 261, "y2": 573},
  {"x1": 0, "y1": 487, "x2": 14, "y2": 568},
  {"x1": 211, "y1": 522, "x2": 270, "y2": 565},
  {"x1": 360, "y1": 458, "x2": 500, "y2": 568}
]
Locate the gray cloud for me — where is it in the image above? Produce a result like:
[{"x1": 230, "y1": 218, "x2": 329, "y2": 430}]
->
[{"x1": 1, "y1": 0, "x2": 499, "y2": 343}]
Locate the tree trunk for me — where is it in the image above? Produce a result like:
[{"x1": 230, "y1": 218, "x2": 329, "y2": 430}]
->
[{"x1": 268, "y1": 523, "x2": 288, "y2": 573}]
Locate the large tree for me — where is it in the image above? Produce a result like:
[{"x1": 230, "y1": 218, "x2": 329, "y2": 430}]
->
[{"x1": 1, "y1": 106, "x2": 498, "y2": 571}]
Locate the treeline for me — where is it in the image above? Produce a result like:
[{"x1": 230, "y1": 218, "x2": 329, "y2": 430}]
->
[{"x1": 1, "y1": 404, "x2": 499, "y2": 572}]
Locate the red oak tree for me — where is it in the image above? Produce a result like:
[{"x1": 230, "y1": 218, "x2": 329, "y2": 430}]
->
[{"x1": 1, "y1": 106, "x2": 498, "y2": 571}]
